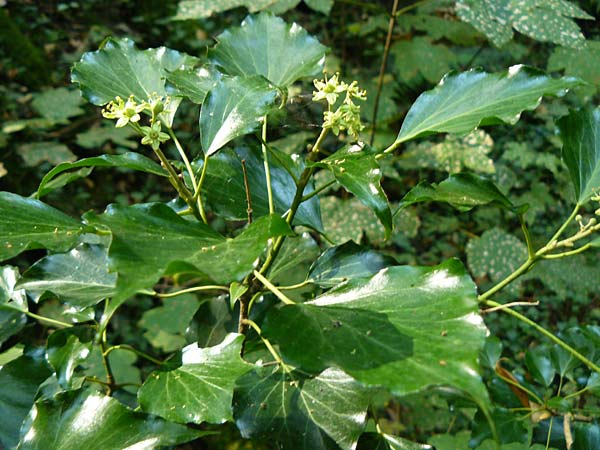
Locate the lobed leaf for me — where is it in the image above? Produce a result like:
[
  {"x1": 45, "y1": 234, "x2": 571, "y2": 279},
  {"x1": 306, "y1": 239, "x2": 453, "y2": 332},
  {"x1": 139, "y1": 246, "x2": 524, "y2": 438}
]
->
[
  {"x1": 165, "y1": 65, "x2": 221, "y2": 104},
  {"x1": 210, "y1": 12, "x2": 327, "y2": 87},
  {"x1": 395, "y1": 65, "x2": 583, "y2": 146},
  {"x1": 138, "y1": 334, "x2": 251, "y2": 424},
  {"x1": 263, "y1": 259, "x2": 490, "y2": 409}
]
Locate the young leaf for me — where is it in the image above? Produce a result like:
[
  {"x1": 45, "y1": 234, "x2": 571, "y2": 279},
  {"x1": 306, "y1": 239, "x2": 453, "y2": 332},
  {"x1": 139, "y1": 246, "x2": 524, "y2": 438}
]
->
[
  {"x1": 210, "y1": 12, "x2": 327, "y2": 87},
  {"x1": 557, "y1": 107, "x2": 600, "y2": 205},
  {"x1": 138, "y1": 334, "x2": 251, "y2": 424},
  {"x1": 17, "y1": 389, "x2": 208, "y2": 449},
  {"x1": 17, "y1": 244, "x2": 116, "y2": 308},
  {"x1": 37, "y1": 153, "x2": 168, "y2": 198},
  {"x1": 0, "y1": 350, "x2": 52, "y2": 449},
  {"x1": 0, "y1": 192, "x2": 87, "y2": 261},
  {"x1": 397, "y1": 173, "x2": 518, "y2": 212},
  {"x1": 200, "y1": 76, "x2": 278, "y2": 155},
  {"x1": 0, "y1": 266, "x2": 28, "y2": 346},
  {"x1": 195, "y1": 145, "x2": 323, "y2": 231},
  {"x1": 312, "y1": 143, "x2": 392, "y2": 238},
  {"x1": 166, "y1": 66, "x2": 221, "y2": 104},
  {"x1": 234, "y1": 367, "x2": 371, "y2": 450},
  {"x1": 263, "y1": 259, "x2": 489, "y2": 409},
  {"x1": 394, "y1": 66, "x2": 582, "y2": 146},
  {"x1": 84, "y1": 204, "x2": 291, "y2": 300},
  {"x1": 46, "y1": 327, "x2": 94, "y2": 390},
  {"x1": 71, "y1": 37, "x2": 198, "y2": 126},
  {"x1": 308, "y1": 240, "x2": 396, "y2": 288}
]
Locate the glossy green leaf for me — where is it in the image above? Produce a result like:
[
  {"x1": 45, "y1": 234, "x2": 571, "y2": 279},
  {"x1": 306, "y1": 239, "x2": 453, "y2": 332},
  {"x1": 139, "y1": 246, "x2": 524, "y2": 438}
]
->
[
  {"x1": 138, "y1": 294, "x2": 200, "y2": 353},
  {"x1": 196, "y1": 145, "x2": 322, "y2": 231},
  {"x1": 71, "y1": 37, "x2": 198, "y2": 126},
  {"x1": 398, "y1": 173, "x2": 517, "y2": 212},
  {"x1": 525, "y1": 349, "x2": 555, "y2": 387},
  {"x1": 166, "y1": 66, "x2": 221, "y2": 104},
  {"x1": 456, "y1": 0, "x2": 593, "y2": 48},
  {"x1": 263, "y1": 259, "x2": 489, "y2": 407},
  {"x1": 46, "y1": 327, "x2": 94, "y2": 390},
  {"x1": 139, "y1": 333, "x2": 251, "y2": 424},
  {"x1": 37, "y1": 152, "x2": 167, "y2": 198},
  {"x1": 17, "y1": 244, "x2": 116, "y2": 308},
  {"x1": 17, "y1": 389, "x2": 207, "y2": 449},
  {"x1": 200, "y1": 76, "x2": 278, "y2": 155},
  {"x1": 308, "y1": 241, "x2": 396, "y2": 288},
  {"x1": 358, "y1": 432, "x2": 433, "y2": 450},
  {"x1": 82, "y1": 347, "x2": 141, "y2": 393},
  {"x1": 312, "y1": 143, "x2": 392, "y2": 237},
  {"x1": 210, "y1": 12, "x2": 327, "y2": 87},
  {"x1": 267, "y1": 232, "x2": 320, "y2": 286},
  {"x1": 395, "y1": 66, "x2": 582, "y2": 145},
  {"x1": 234, "y1": 367, "x2": 372, "y2": 450},
  {"x1": 85, "y1": 203, "x2": 291, "y2": 300},
  {"x1": 0, "y1": 266, "x2": 28, "y2": 345},
  {"x1": 0, "y1": 349, "x2": 52, "y2": 449},
  {"x1": 0, "y1": 192, "x2": 86, "y2": 261},
  {"x1": 557, "y1": 107, "x2": 600, "y2": 205}
]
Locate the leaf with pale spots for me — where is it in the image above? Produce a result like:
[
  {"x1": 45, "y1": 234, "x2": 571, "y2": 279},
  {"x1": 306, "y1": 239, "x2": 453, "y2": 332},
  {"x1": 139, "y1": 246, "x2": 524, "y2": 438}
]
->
[
  {"x1": 234, "y1": 367, "x2": 372, "y2": 450},
  {"x1": 200, "y1": 76, "x2": 278, "y2": 155},
  {"x1": 209, "y1": 12, "x2": 328, "y2": 87},
  {"x1": 0, "y1": 192, "x2": 87, "y2": 262},
  {"x1": 467, "y1": 228, "x2": 527, "y2": 295},
  {"x1": 312, "y1": 143, "x2": 392, "y2": 238},
  {"x1": 456, "y1": 0, "x2": 593, "y2": 49},
  {"x1": 395, "y1": 66, "x2": 583, "y2": 145},
  {"x1": 263, "y1": 259, "x2": 490, "y2": 411},
  {"x1": 138, "y1": 334, "x2": 251, "y2": 424},
  {"x1": 17, "y1": 389, "x2": 208, "y2": 450}
]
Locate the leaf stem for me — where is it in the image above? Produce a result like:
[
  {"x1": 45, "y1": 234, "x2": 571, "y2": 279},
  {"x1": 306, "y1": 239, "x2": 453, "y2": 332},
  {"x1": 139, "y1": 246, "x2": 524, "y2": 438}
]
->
[
  {"x1": 152, "y1": 285, "x2": 229, "y2": 298},
  {"x1": 370, "y1": 0, "x2": 400, "y2": 146},
  {"x1": 277, "y1": 279, "x2": 314, "y2": 291},
  {"x1": 484, "y1": 300, "x2": 600, "y2": 375},
  {"x1": 241, "y1": 159, "x2": 253, "y2": 224},
  {"x1": 519, "y1": 214, "x2": 535, "y2": 259},
  {"x1": 253, "y1": 270, "x2": 296, "y2": 305},
  {"x1": 261, "y1": 115, "x2": 275, "y2": 215},
  {"x1": 0, "y1": 304, "x2": 74, "y2": 328},
  {"x1": 242, "y1": 319, "x2": 291, "y2": 373},
  {"x1": 495, "y1": 364, "x2": 544, "y2": 405},
  {"x1": 99, "y1": 329, "x2": 115, "y2": 394},
  {"x1": 301, "y1": 179, "x2": 336, "y2": 202},
  {"x1": 103, "y1": 344, "x2": 164, "y2": 366}
]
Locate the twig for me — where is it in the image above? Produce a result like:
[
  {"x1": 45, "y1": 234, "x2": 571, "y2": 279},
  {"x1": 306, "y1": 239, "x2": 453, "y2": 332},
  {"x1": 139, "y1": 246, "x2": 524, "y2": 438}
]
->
[
  {"x1": 481, "y1": 300, "x2": 539, "y2": 314},
  {"x1": 241, "y1": 159, "x2": 253, "y2": 224}
]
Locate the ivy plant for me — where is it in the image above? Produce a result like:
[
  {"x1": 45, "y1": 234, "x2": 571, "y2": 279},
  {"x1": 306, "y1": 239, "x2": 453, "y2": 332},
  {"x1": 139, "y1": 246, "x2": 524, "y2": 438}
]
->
[{"x1": 1, "y1": 9, "x2": 600, "y2": 450}]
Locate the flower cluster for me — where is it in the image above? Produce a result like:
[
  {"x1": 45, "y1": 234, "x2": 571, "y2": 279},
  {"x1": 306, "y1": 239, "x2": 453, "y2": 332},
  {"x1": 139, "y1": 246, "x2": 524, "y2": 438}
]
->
[
  {"x1": 312, "y1": 74, "x2": 366, "y2": 140},
  {"x1": 102, "y1": 93, "x2": 172, "y2": 150}
]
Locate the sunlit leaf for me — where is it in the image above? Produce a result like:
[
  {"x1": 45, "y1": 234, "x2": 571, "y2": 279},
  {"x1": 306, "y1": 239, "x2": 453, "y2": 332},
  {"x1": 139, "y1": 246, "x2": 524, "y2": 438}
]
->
[
  {"x1": 210, "y1": 12, "x2": 327, "y2": 87},
  {"x1": 0, "y1": 266, "x2": 28, "y2": 345},
  {"x1": 395, "y1": 66, "x2": 582, "y2": 145},
  {"x1": 165, "y1": 65, "x2": 221, "y2": 104},
  {"x1": 138, "y1": 334, "x2": 251, "y2": 424},
  {"x1": 46, "y1": 327, "x2": 94, "y2": 390}
]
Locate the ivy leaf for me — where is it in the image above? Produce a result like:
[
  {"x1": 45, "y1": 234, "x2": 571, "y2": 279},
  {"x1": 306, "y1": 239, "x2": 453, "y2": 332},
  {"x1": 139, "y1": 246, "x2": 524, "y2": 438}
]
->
[
  {"x1": 71, "y1": 37, "x2": 198, "y2": 126},
  {"x1": 358, "y1": 432, "x2": 433, "y2": 449},
  {"x1": 395, "y1": 66, "x2": 582, "y2": 145},
  {"x1": 37, "y1": 153, "x2": 168, "y2": 198},
  {"x1": 0, "y1": 350, "x2": 52, "y2": 449},
  {"x1": 234, "y1": 367, "x2": 372, "y2": 450},
  {"x1": 17, "y1": 244, "x2": 116, "y2": 308},
  {"x1": 210, "y1": 12, "x2": 327, "y2": 87},
  {"x1": 0, "y1": 192, "x2": 87, "y2": 262},
  {"x1": 46, "y1": 327, "x2": 94, "y2": 390},
  {"x1": 263, "y1": 259, "x2": 489, "y2": 409},
  {"x1": 138, "y1": 333, "x2": 251, "y2": 424},
  {"x1": 308, "y1": 241, "x2": 397, "y2": 288},
  {"x1": 165, "y1": 66, "x2": 221, "y2": 104},
  {"x1": 84, "y1": 203, "x2": 291, "y2": 301},
  {"x1": 195, "y1": 145, "x2": 322, "y2": 231},
  {"x1": 0, "y1": 266, "x2": 28, "y2": 345},
  {"x1": 398, "y1": 173, "x2": 519, "y2": 212},
  {"x1": 456, "y1": 0, "x2": 593, "y2": 49},
  {"x1": 557, "y1": 107, "x2": 600, "y2": 205},
  {"x1": 312, "y1": 143, "x2": 392, "y2": 238},
  {"x1": 200, "y1": 76, "x2": 278, "y2": 155},
  {"x1": 31, "y1": 88, "x2": 84, "y2": 125},
  {"x1": 17, "y1": 389, "x2": 208, "y2": 450},
  {"x1": 391, "y1": 36, "x2": 458, "y2": 84},
  {"x1": 548, "y1": 41, "x2": 600, "y2": 95}
]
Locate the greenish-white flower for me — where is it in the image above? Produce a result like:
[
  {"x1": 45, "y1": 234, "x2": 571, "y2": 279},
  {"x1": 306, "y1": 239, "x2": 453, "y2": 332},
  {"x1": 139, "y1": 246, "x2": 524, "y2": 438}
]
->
[{"x1": 140, "y1": 121, "x2": 170, "y2": 150}]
